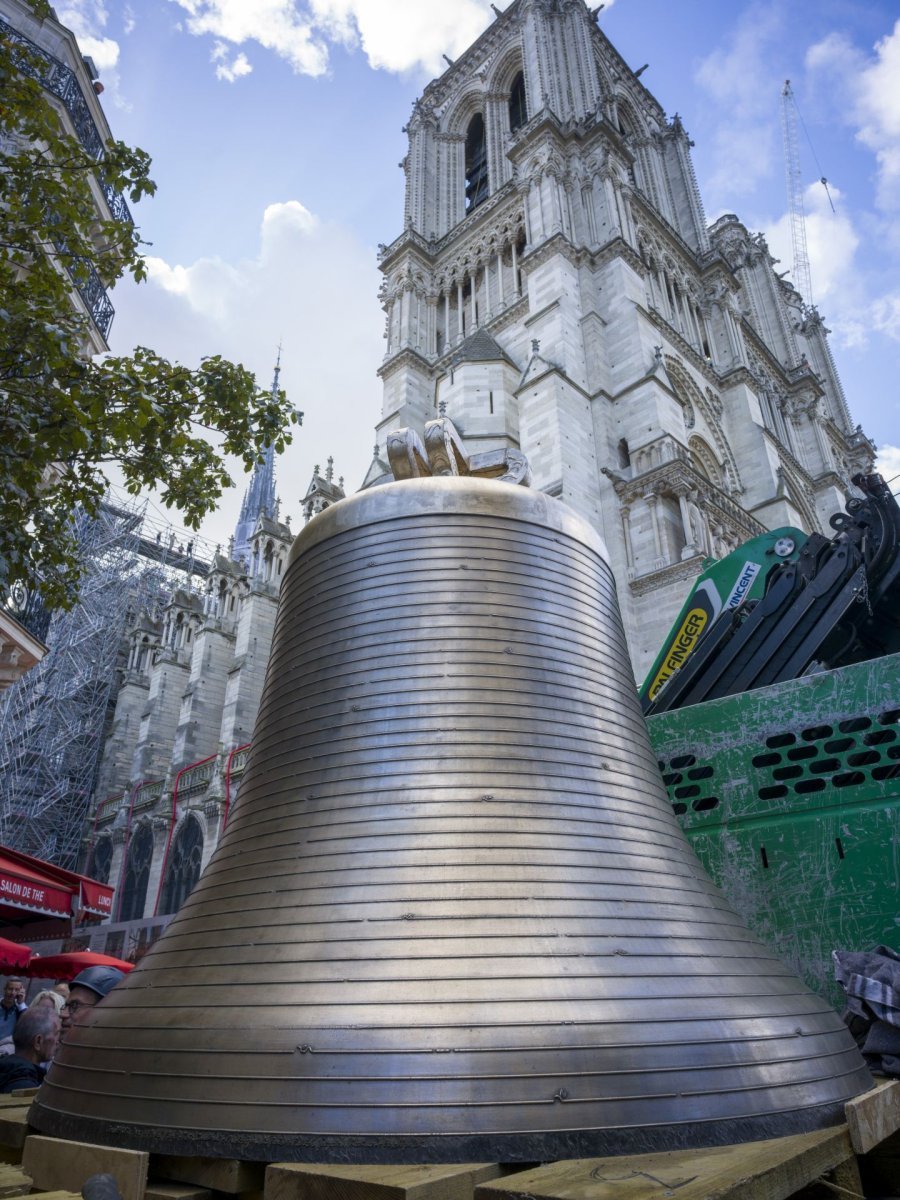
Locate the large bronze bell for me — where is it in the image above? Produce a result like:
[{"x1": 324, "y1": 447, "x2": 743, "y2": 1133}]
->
[{"x1": 32, "y1": 475, "x2": 871, "y2": 1162}]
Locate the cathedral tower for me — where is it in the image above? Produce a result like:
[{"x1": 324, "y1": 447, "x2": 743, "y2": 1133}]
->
[
  {"x1": 232, "y1": 354, "x2": 281, "y2": 567},
  {"x1": 369, "y1": 0, "x2": 873, "y2": 675}
]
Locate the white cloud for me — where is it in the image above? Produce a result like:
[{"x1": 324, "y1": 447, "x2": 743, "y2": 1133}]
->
[
  {"x1": 694, "y1": 5, "x2": 784, "y2": 205},
  {"x1": 761, "y1": 183, "x2": 900, "y2": 354},
  {"x1": 211, "y1": 41, "x2": 253, "y2": 81},
  {"x1": 262, "y1": 199, "x2": 319, "y2": 236},
  {"x1": 307, "y1": 0, "x2": 511, "y2": 75},
  {"x1": 807, "y1": 21, "x2": 900, "y2": 212},
  {"x1": 169, "y1": 0, "x2": 329, "y2": 76},
  {"x1": 58, "y1": 0, "x2": 120, "y2": 68},
  {"x1": 109, "y1": 200, "x2": 384, "y2": 548},
  {"x1": 167, "y1": 0, "x2": 518, "y2": 79},
  {"x1": 872, "y1": 293, "x2": 900, "y2": 341},
  {"x1": 875, "y1": 444, "x2": 900, "y2": 488},
  {"x1": 764, "y1": 182, "x2": 859, "y2": 304}
]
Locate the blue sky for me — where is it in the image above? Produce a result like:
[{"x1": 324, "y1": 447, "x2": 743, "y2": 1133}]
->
[{"x1": 60, "y1": 0, "x2": 900, "y2": 546}]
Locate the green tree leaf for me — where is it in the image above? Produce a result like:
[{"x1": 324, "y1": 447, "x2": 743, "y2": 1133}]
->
[{"x1": 0, "y1": 12, "x2": 294, "y2": 610}]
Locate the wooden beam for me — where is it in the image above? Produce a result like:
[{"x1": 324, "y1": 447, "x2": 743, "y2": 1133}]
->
[
  {"x1": 475, "y1": 1127, "x2": 856, "y2": 1200},
  {"x1": 145, "y1": 1184, "x2": 213, "y2": 1200},
  {"x1": 265, "y1": 1162, "x2": 509, "y2": 1200},
  {"x1": 22, "y1": 1136, "x2": 149, "y2": 1200},
  {"x1": 845, "y1": 1079, "x2": 900, "y2": 1155},
  {"x1": 0, "y1": 1109, "x2": 30, "y2": 1151},
  {"x1": 0, "y1": 1164, "x2": 32, "y2": 1197},
  {"x1": 152, "y1": 1157, "x2": 264, "y2": 1195}
]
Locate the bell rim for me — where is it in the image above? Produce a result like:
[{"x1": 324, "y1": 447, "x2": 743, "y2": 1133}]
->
[{"x1": 29, "y1": 1094, "x2": 867, "y2": 1163}]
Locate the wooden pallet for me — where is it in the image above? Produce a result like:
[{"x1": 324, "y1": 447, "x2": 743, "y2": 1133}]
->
[{"x1": 2, "y1": 1081, "x2": 897, "y2": 1200}]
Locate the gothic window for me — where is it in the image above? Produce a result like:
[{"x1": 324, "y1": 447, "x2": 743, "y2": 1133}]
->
[
  {"x1": 119, "y1": 823, "x2": 153, "y2": 922},
  {"x1": 689, "y1": 437, "x2": 723, "y2": 487},
  {"x1": 617, "y1": 438, "x2": 631, "y2": 469},
  {"x1": 461, "y1": 277, "x2": 474, "y2": 334},
  {"x1": 509, "y1": 72, "x2": 527, "y2": 133},
  {"x1": 158, "y1": 815, "x2": 204, "y2": 917},
  {"x1": 465, "y1": 114, "x2": 488, "y2": 212},
  {"x1": 659, "y1": 494, "x2": 687, "y2": 560},
  {"x1": 87, "y1": 837, "x2": 113, "y2": 885}
]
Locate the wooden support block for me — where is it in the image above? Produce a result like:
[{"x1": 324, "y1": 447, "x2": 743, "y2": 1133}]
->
[
  {"x1": 857, "y1": 1127, "x2": 900, "y2": 1196},
  {"x1": 0, "y1": 1098, "x2": 31, "y2": 1109},
  {"x1": 845, "y1": 1078, "x2": 900, "y2": 1155},
  {"x1": 0, "y1": 1109, "x2": 30, "y2": 1151},
  {"x1": 6, "y1": 1090, "x2": 36, "y2": 1100},
  {"x1": 145, "y1": 1184, "x2": 213, "y2": 1200},
  {"x1": 27, "y1": 1192, "x2": 87, "y2": 1200},
  {"x1": 265, "y1": 1162, "x2": 508, "y2": 1200},
  {"x1": 827, "y1": 1153, "x2": 864, "y2": 1197},
  {"x1": 0, "y1": 1164, "x2": 31, "y2": 1197},
  {"x1": 22, "y1": 1136, "x2": 149, "y2": 1200},
  {"x1": 475, "y1": 1127, "x2": 856, "y2": 1200},
  {"x1": 151, "y1": 1157, "x2": 264, "y2": 1195}
]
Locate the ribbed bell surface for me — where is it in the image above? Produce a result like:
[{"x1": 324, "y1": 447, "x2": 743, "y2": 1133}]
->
[{"x1": 31, "y1": 478, "x2": 871, "y2": 1162}]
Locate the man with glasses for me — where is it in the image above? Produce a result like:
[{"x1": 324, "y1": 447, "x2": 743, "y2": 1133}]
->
[
  {"x1": 60, "y1": 967, "x2": 125, "y2": 1038},
  {"x1": 0, "y1": 978, "x2": 28, "y2": 1053}
]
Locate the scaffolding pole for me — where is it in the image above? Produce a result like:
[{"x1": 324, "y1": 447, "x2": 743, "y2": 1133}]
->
[{"x1": 0, "y1": 492, "x2": 216, "y2": 870}]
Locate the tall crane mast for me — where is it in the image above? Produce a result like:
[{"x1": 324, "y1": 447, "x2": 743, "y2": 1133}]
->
[{"x1": 781, "y1": 79, "x2": 813, "y2": 305}]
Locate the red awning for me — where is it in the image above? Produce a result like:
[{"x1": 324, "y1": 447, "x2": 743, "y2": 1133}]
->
[
  {"x1": 79, "y1": 878, "x2": 113, "y2": 918},
  {"x1": 0, "y1": 856, "x2": 71, "y2": 919},
  {"x1": 0, "y1": 937, "x2": 32, "y2": 972},
  {"x1": 0, "y1": 846, "x2": 113, "y2": 928},
  {"x1": 23, "y1": 950, "x2": 133, "y2": 981}
]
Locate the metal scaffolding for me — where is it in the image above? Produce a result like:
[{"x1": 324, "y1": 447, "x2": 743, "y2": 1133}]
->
[{"x1": 0, "y1": 492, "x2": 215, "y2": 870}]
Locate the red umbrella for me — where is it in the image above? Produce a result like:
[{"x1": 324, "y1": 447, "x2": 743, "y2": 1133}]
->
[
  {"x1": 0, "y1": 937, "x2": 32, "y2": 973},
  {"x1": 22, "y1": 950, "x2": 133, "y2": 980}
]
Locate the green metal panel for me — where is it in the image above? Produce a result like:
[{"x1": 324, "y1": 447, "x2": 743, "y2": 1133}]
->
[
  {"x1": 639, "y1": 527, "x2": 805, "y2": 707},
  {"x1": 647, "y1": 653, "x2": 900, "y2": 1012}
]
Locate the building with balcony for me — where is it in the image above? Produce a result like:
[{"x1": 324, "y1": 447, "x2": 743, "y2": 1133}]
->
[{"x1": 0, "y1": 0, "x2": 130, "y2": 348}]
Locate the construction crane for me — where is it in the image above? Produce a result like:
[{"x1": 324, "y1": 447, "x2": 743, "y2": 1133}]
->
[{"x1": 781, "y1": 80, "x2": 835, "y2": 306}]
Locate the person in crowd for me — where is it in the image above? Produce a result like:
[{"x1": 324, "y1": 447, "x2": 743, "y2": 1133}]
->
[
  {"x1": 30, "y1": 989, "x2": 64, "y2": 1015},
  {"x1": 51, "y1": 981, "x2": 70, "y2": 1004},
  {"x1": 0, "y1": 1006, "x2": 59, "y2": 1092},
  {"x1": 0, "y1": 979, "x2": 28, "y2": 1054},
  {"x1": 60, "y1": 967, "x2": 125, "y2": 1038}
]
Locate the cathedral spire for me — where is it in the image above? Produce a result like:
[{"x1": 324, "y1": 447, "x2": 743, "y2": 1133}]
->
[{"x1": 232, "y1": 352, "x2": 282, "y2": 566}]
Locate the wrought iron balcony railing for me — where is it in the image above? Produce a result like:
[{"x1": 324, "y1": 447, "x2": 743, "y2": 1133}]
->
[
  {"x1": 4, "y1": 580, "x2": 51, "y2": 644},
  {"x1": 66, "y1": 255, "x2": 115, "y2": 338},
  {"x1": 1, "y1": 16, "x2": 130, "y2": 337}
]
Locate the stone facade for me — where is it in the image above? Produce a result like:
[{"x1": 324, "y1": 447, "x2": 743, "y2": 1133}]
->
[
  {"x1": 78, "y1": 0, "x2": 873, "y2": 955},
  {"x1": 78, "y1": 459, "x2": 347, "y2": 957},
  {"x1": 365, "y1": 0, "x2": 873, "y2": 676}
]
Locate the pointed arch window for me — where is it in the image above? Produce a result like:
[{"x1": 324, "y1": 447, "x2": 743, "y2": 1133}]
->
[
  {"x1": 158, "y1": 815, "x2": 204, "y2": 917},
  {"x1": 119, "y1": 823, "x2": 153, "y2": 922},
  {"x1": 87, "y1": 837, "x2": 113, "y2": 885},
  {"x1": 509, "y1": 71, "x2": 527, "y2": 133},
  {"x1": 465, "y1": 114, "x2": 488, "y2": 212}
]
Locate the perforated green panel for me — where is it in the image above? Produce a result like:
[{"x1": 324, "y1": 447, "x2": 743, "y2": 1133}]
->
[{"x1": 647, "y1": 653, "x2": 900, "y2": 1011}]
